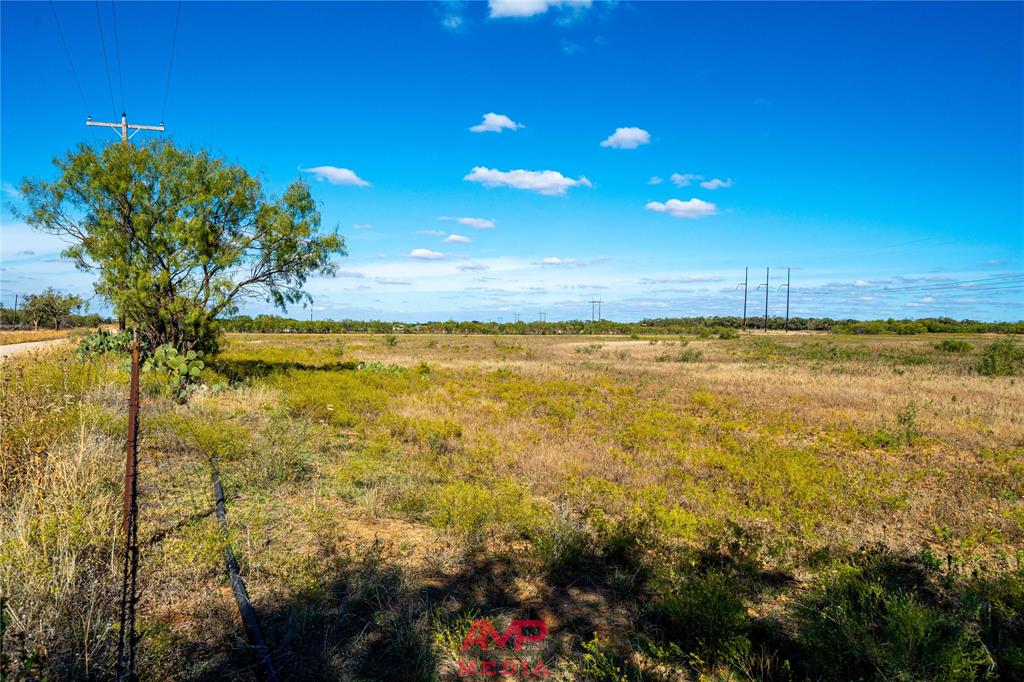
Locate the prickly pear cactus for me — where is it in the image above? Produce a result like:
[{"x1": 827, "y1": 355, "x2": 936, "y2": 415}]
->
[{"x1": 143, "y1": 344, "x2": 205, "y2": 401}]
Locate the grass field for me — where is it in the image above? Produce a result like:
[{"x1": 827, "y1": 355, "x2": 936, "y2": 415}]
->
[
  {"x1": 2, "y1": 331, "x2": 1022, "y2": 680},
  {"x1": 0, "y1": 327, "x2": 94, "y2": 346}
]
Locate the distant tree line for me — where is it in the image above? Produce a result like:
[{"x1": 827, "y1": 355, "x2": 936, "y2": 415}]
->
[
  {"x1": 0, "y1": 288, "x2": 106, "y2": 330},
  {"x1": 219, "y1": 314, "x2": 1023, "y2": 336}
]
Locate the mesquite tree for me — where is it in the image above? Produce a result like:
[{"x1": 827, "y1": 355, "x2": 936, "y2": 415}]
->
[{"x1": 16, "y1": 141, "x2": 345, "y2": 351}]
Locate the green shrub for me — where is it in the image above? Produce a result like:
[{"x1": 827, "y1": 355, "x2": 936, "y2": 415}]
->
[
  {"x1": 718, "y1": 328, "x2": 739, "y2": 340},
  {"x1": 934, "y1": 339, "x2": 973, "y2": 354},
  {"x1": 655, "y1": 349, "x2": 703, "y2": 363},
  {"x1": 383, "y1": 334, "x2": 398, "y2": 348},
  {"x1": 796, "y1": 566, "x2": 994, "y2": 680},
  {"x1": 651, "y1": 571, "x2": 750, "y2": 666},
  {"x1": 964, "y1": 570, "x2": 1024, "y2": 679},
  {"x1": 976, "y1": 339, "x2": 1024, "y2": 376}
]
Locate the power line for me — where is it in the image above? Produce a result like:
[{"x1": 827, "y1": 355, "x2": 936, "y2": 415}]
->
[
  {"x1": 160, "y1": 0, "x2": 182, "y2": 125},
  {"x1": 110, "y1": 0, "x2": 127, "y2": 113},
  {"x1": 49, "y1": 1, "x2": 91, "y2": 118},
  {"x1": 94, "y1": 0, "x2": 117, "y2": 117}
]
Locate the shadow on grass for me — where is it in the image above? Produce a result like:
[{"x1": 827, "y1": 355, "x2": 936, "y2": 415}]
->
[
  {"x1": 183, "y1": 543, "x2": 625, "y2": 682},
  {"x1": 210, "y1": 358, "x2": 361, "y2": 383}
]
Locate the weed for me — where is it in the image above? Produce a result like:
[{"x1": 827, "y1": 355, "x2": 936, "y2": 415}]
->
[
  {"x1": 574, "y1": 633, "x2": 629, "y2": 681},
  {"x1": 383, "y1": 334, "x2": 399, "y2": 348}
]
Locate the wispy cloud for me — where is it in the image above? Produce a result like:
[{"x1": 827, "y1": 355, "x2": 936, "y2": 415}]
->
[
  {"x1": 439, "y1": 216, "x2": 496, "y2": 229},
  {"x1": 417, "y1": 229, "x2": 447, "y2": 236},
  {"x1": 409, "y1": 248, "x2": 449, "y2": 260},
  {"x1": 457, "y1": 262, "x2": 490, "y2": 272},
  {"x1": 2, "y1": 182, "x2": 19, "y2": 200},
  {"x1": 648, "y1": 176, "x2": 663, "y2": 185},
  {"x1": 352, "y1": 223, "x2": 373, "y2": 230},
  {"x1": 639, "y1": 275, "x2": 724, "y2": 284},
  {"x1": 469, "y1": 112, "x2": 523, "y2": 133},
  {"x1": 600, "y1": 127, "x2": 650, "y2": 149},
  {"x1": 443, "y1": 234, "x2": 471, "y2": 244},
  {"x1": 464, "y1": 166, "x2": 592, "y2": 196},
  {"x1": 700, "y1": 177, "x2": 733, "y2": 190},
  {"x1": 489, "y1": 0, "x2": 591, "y2": 19},
  {"x1": 670, "y1": 172, "x2": 702, "y2": 187},
  {"x1": 300, "y1": 166, "x2": 370, "y2": 187},
  {"x1": 644, "y1": 198, "x2": 718, "y2": 219},
  {"x1": 538, "y1": 256, "x2": 581, "y2": 267}
]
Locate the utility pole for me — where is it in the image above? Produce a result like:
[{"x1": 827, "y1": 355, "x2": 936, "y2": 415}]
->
[
  {"x1": 590, "y1": 298, "x2": 603, "y2": 322},
  {"x1": 755, "y1": 267, "x2": 769, "y2": 332},
  {"x1": 736, "y1": 268, "x2": 748, "y2": 332},
  {"x1": 539, "y1": 312, "x2": 546, "y2": 323},
  {"x1": 778, "y1": 268, "x2": 791, "y2": 332},
  {"x1": 764, "y1": 267, "x2": 770, "y2": 332},
  {"x1": 13, "y1": 293, "x2": 19, "y2": 326},
  {"x1": 597, "y1": 298, "x2": 602, "y2": 321},
  {"x1": 513, "y1": 313, "x2": 520, "y2": 324},
  {"x1": 87, "y1": 112, "x2": 165, "y2": 143}
]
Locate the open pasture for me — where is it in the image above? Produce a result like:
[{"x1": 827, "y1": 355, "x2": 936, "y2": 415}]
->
[{"x1": 2, "y1": 331, "x2": 1022, "y2": 680}]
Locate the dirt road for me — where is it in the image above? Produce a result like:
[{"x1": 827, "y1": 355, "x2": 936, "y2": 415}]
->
[{"x1": 0, "y1": 338, "x2": 67, "y2": 359}]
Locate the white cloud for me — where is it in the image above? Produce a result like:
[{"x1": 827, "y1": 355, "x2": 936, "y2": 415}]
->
[
  {"x1": 489, "y1": 0, "x2": 591, "y2": 19},
  {"x1": 469, "y1": 113, "x2": 523, "y2": 133},
  {"x1": 2, "y1": 182, "x2": 20, "y2": 200},
  {"x1": 854, "y1": 279, "x2": 870, "y2": 287},
  {"x1": 700, "y1": 178, "x2": 733, "y2": 190},
  {"x1": 670, "y1": 173, "x2": 702, "y2": 187},
  {"x1": 417, "y1": 229, "x2": 447, "y2": 236},
  {"x1": 464, "y1": 166, "x2": 592, "y2": 196},
  {"x1": 409, "y1": 248, "x2": 449, "y2": 260},
  {"x1": 300, "y1": 166, "x2": 370, "y2": 187},
  {"x1": 439, "y1": 216, "x2": 496, "y2": 229},
  {"x1": 647, "y1": 176, "x2": 663, "y2": 185},
  {"x1": 352, "y1": 223, "x2": 373, "y2": 230},
  {"x1": 443, "y1": 234, "x2": 472, "y2": 244},
  {"x1": 600, "y1": 127, "x2": 650, "y2": 149},
  {"x1": 458, "y1": 262, "x2": 490, "y2": 272},
  {"x1": 539, "y1": 256, "x2": 580, "y2": 266},
  {"x1": 442, "y1": 14, "x2": 463, "y2": 30},
  {"x1": 644, "y1": 198, "x2": 718, "y2": 219}
]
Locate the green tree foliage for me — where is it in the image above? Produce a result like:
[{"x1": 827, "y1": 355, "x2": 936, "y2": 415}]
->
[
  {"x1": 16, "y1": 141, "x2": 345, "y2": 351},
  {"x1": 20, "y1": 288, "x2": 83, "y2": 330}
]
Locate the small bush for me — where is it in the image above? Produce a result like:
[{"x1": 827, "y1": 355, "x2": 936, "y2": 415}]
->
[
  {"x1": 976, "y1": 339, "x2": 1024, "y2": 376},
  {"x1": 718, "y1": 328, "x2": 739, "y2": 340},
  {"x1": 651, "y1": 571, "x2": 750, "y2": 666},
  {"x1": 383, "y1": 334, "x2": 398, "y2": 348},
  {"x1": 796, "y1": 566, "x2": 994, "y2": 680},
  {"x1": 655, "y1": 349, "x2": 703, "y2": 363},
  {"x1": 934, "y1": 339, "x2": 972, "y2": 354}
]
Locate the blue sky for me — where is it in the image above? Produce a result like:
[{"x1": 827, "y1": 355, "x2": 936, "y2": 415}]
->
[{"x1": 2, "y1": 0, "x2": 1022, "y2": 322}]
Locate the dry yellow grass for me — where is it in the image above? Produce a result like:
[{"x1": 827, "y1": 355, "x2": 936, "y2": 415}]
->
[
  {"x1": 2, "y1": 331, "x2": 1022, "y2": 680},
  {"x1": 0, "y1": 327, "x2": 93, "y2": 346}
]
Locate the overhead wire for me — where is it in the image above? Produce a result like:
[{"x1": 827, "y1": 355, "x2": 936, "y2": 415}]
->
[
  {"x1": 160, "y1": 1, "x2": 183, "y2": 125},
  {"x1": 94, "y1": 0, "x2": 117, "y2": 117},
  {"x1": 110, "y1": 0, "x2": 127, "y2": 113},
  {"x1": 48, "y1": 1, "x2": 91, "y2": 118}
]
